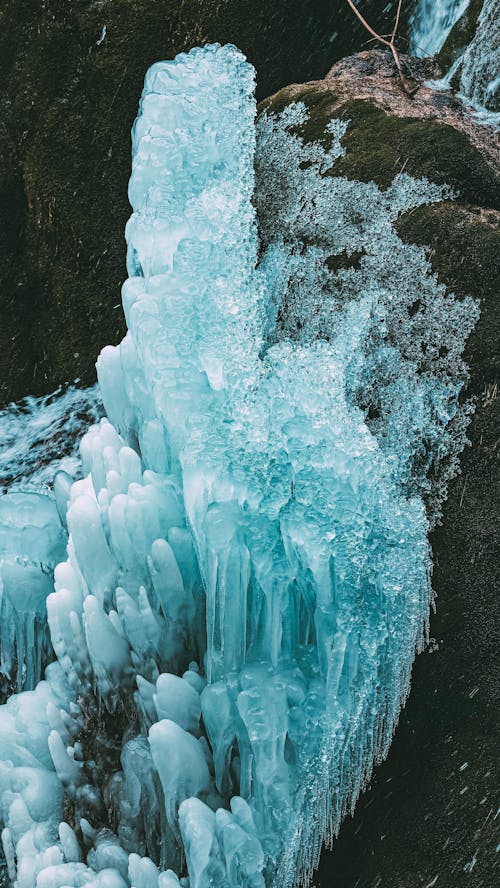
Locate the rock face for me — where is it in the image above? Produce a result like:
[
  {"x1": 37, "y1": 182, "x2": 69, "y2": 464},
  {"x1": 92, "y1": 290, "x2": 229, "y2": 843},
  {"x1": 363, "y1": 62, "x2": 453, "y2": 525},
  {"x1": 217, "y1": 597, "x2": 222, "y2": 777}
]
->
[
  {"x1": 0, "y1": 0, "x2": 407, "y2": 407},
  {"x1": 259, "y1": 49, "x2": 499, "y2": 886}
]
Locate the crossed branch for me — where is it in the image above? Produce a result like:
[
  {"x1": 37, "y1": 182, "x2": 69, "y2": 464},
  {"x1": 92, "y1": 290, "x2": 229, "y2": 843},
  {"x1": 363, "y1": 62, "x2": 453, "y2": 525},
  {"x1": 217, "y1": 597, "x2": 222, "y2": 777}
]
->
[{"x1": 346, "y1": 0, "x2": 418, "y2": 95}]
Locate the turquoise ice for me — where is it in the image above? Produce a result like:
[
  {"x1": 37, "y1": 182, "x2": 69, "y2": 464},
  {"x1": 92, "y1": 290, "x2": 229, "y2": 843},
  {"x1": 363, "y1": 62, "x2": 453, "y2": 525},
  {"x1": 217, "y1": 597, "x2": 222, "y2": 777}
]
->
[{"x1": 0, "y1": 44, "x2": 477, "y2": 887}]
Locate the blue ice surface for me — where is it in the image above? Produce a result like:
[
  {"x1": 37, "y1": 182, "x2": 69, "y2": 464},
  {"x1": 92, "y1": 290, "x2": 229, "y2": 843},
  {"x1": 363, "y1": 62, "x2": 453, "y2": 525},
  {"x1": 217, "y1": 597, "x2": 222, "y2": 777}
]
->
[{"x1": 0, "y1": 43, "x2": 477, "y2": 888}]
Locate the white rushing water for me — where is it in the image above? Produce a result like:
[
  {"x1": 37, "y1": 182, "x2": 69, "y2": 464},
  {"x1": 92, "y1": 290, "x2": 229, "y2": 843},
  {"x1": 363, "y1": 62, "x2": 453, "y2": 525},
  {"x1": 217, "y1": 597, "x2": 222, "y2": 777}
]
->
[
  {"x1": 412, "y1": 0, "x2": 499, "y2": 124},
  {"x1": 458, "y1": 0, "x2": 500, "y2": 113},
  {"x1": 411, "y1": 0, "x2": 471, "y2": 57},
  {"x1": 0, "y1": 384, "x2": 103, "y2": 493}
]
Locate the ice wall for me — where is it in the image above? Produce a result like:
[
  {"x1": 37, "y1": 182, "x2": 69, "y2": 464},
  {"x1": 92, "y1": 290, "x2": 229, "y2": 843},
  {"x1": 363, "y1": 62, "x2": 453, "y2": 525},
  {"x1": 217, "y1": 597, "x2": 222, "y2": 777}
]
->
[{"x1": 0, "y1": 44, "x2": 478, "y2": 888}]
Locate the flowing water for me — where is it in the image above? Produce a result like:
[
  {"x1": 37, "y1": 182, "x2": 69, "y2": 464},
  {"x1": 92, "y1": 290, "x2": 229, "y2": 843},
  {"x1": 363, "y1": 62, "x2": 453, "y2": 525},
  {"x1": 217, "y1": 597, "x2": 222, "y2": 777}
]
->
[
  {"x1": 411, "y1": 0, "x2": 471, "y2": 57},
  {"x1": 0, "y1": 384, "x2": 102, "y2": 494}
]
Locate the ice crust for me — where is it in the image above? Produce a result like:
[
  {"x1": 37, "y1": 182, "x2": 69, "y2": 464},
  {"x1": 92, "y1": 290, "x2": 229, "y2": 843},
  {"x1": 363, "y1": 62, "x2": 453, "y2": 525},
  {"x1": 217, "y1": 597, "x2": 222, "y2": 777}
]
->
[{"x1": 0, "y1": 44, "x2": 478, "y2": 888}]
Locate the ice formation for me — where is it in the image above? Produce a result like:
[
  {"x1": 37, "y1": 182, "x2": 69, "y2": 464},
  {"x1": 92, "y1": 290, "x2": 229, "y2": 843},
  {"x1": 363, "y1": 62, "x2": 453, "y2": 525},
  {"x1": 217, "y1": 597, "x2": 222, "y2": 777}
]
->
[
  {"x1": 0, "y1": 44, "x2": 478, "y2": 888},
  {"x1": 0, "y1": 386, "x2": 102, "y2": 695}
]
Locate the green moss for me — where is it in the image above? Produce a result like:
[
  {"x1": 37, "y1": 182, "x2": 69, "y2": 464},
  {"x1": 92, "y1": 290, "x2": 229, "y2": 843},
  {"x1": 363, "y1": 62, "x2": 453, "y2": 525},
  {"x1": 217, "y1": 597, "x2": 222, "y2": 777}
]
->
[
  {"x1": 327, "y1": 99, "x2": 499, "y2": 210},
  {"x1": 259, "y1": 86, "x2": 341, "y2": 147},
  {"x1": 259, "y1": 92, "x2": 499, "y2": 211}
]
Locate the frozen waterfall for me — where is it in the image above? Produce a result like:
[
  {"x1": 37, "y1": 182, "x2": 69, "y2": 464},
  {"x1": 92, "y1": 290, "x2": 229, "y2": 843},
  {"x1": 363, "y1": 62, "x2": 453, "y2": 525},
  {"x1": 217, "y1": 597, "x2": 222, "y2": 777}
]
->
[{"x1": 0, "y1": 44, "x2": 478, "y2": 888}]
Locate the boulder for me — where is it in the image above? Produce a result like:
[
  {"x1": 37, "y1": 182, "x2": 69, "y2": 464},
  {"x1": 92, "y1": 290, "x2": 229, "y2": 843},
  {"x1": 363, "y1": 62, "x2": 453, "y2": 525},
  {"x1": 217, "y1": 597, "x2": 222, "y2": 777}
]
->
[{"x1": 258, "y1": 48, "x2": 499, "y2": 886}]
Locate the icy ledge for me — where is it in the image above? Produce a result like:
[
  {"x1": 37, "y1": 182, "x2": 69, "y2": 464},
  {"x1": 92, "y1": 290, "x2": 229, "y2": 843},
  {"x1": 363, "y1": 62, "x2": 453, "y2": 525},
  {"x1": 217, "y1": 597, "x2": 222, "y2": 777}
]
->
[{"x1": 0, "y1": 44, "x2": 477, "y2": 888}]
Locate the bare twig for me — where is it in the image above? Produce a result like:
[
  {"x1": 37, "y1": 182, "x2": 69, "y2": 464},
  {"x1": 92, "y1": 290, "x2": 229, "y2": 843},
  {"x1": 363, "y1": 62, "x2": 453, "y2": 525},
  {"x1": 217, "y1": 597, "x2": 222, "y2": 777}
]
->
[
  {"x1": 391, "y1": 0, "x2": 403, "y2": 44},
  {"x1": 346, "y1": 0, "x2": 391, "y2": 47},
  {"x1": 346, "y1": 0, "x2": 418, "y2": 96}
]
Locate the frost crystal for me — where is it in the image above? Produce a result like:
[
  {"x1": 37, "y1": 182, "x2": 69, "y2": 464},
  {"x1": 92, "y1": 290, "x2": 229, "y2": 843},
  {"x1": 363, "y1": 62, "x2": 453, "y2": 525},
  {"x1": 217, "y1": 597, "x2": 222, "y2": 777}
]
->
[
  {"x1": 255, "y1": 102, "x2": 478, "y2": 524},
  {"x1": 0, "y1": 44, "x2": 477, "y2": 888}
]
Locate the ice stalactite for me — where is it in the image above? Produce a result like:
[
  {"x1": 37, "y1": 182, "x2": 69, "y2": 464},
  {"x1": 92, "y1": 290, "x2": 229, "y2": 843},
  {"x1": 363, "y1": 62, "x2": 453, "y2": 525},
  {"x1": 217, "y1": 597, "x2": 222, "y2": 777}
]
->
[
  {"x1": 0, "y1": 494, "x2": 66, "y2": 693},
  {"x1": 0, "y1": 44, "x2": 478, "y2": 887}
]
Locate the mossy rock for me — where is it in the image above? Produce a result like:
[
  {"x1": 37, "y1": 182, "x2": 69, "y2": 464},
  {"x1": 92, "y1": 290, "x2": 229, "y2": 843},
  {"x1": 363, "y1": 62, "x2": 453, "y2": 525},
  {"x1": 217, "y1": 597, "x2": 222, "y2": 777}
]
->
[
  {"x1": 260, "y1": 65, "x2": 499, "y2": 888},
  {"x1": 261, "y1": 90, "x2": 500, "y2": 210},
  {"x1": 316, "y1": 207, "x2": 500, "y2": 884},
  {"x1": 396, "y1": 202, "x2": 500, "y2": 391},
  {"x1": 0, "y1": 0, "x2": 405, "y2": 407}
]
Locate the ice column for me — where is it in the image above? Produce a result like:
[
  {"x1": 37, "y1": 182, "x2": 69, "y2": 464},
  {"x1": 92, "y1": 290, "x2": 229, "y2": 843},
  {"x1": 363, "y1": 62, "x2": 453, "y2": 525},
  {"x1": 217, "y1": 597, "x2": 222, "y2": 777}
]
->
[{"x1": 96, "y1": 42, "x2": 433, "y2": 884}]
